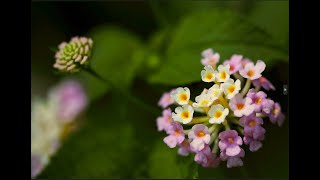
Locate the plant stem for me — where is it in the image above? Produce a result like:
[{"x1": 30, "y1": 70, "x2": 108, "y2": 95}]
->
[
  {"x1": 188, "y1": 100, "x2": 194, "y2": 106},
  {"x1": 84, "y1": 67, "x2": 160, "y2": 115},
  {"x1": 191, "y1": 116, "x2": 210, "y2": 124},
  {"x1": 237, "y1": 126, "x2": 244, "y2": 135},
  {"x1": 208, "y1": 124, "x2": 216, "y2": 134},
  {"x1": 209, "y1": 125, "x2": 221, "y2": 145},
  {"x1": 233, "y1": 72, "x2": 244, "y2": 82},
  {"x1": 211, "y1": 138, "x2": 219, "y2": 153},
  {"x1": 218, "y1": 95, "x2": 229, "y2": 108},
  {"x1": 183, "y1": 129, "x2": 191, "y2": 135},
  {"x1": 229, "y1": 118, "x2": 244, "y2": 127},
  {"x1": 241, "y1": 79, "x2": 251, "y2": 96},
  {"x1": 255, "y1": 85, "x2": 261, "y2": 92},
  {"x1": 223, "y1": 119, "x2": 231, "y2": 130}
]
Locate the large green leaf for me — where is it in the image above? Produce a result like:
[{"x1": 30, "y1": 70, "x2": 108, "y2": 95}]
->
[
  {"x1": 149, "y1": 0, "x2": 253, "y2": 27},
  {"x1": 248, "y1": 1, "x2": 289, "y2": 46},
  {"x1": 75, "y1": 26, "x2": 144, "y2": 101},
  {"x1": 148, "y1": 10, "x2": 288, "y2": 86}
]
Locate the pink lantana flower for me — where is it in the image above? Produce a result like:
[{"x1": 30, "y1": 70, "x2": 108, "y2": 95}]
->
[
  {"x1": 223, "y1": 54, "x2": 243, "y2": 74},
  {"x1": 241, "y1": 58, "x2": 253, "y2": 67},
  {"x1": 158, "y1": 89, "x2": 175, "y2": 108},
  {"x1": 243, "y1": 135, "x2": 264, "y2": 152},
  {"x1": 201, "y1": 48, "x2": 220, "y2": 66},
  {"x1": 156, "y1": 108, "x2": 173, "y2": 132},
  {"x1": 188, "y1": 124, "x2": 211, "y2": 151},
  {"x1": 246, "y1": 89, "x2": 267, "y2": 112},
  {"x1": 220, "y1": 148, "x2": 245, "y2": 168},
  {"x1": 229, "y1": 94, "x2": 254, "y2": 117},
  {"x1": 194, "y1": 145, "x2": 220, "y2": 168},
  {"x1": 239, "y1": 60, "x2": 266, "y2": 80},
  {"x1": 269, "y1": 102, "x2": 285, "y2": 126},
  {"x1": 252, "y1": 76, "x2": 276, "y2": 91},
  {"x1": 261, "y1": 99, "x2": 275, "y2": 115},
  {"x1": 163, "y1": 122, "x2": 185, "y2": 148},
  {"x1": 178, "y1": 140, "x2": 191, "y2": 156},
  {"x1": 218, "y1": 130, "x2": 243, "y2": 156},
  {"x1": 240, "y1": 113, "x2": 266, "y2": 152}
]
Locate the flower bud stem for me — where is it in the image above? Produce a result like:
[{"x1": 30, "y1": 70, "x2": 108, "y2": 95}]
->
[{"x1": 84, "y1": 67, "x2": 160, "y2": 115}]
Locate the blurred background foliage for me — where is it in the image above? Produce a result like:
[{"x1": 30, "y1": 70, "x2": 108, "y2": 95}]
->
[{"x1": 32, "y1": 0, "x2": 288, "y2": 178}]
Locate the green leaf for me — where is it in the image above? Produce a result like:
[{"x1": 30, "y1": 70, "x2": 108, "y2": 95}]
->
[
  {"x1": 148, "y1": 140, "x2": 197, "y2": 178},
  {"x1": 148, "y1": 10, "x2": 288, "y2": 86},
  {"x1": 149, "y1": 0, "x2": 250, "y2": 27},
  {"x1": 248, "y1": 1, "x2": 289, "y2": 46},
  {"x1": 75, "y1": 26, "x2": 143, "y2": 101}
]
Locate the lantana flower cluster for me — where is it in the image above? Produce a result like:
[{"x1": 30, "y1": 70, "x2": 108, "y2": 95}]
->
[
  {"x1": 156, "y1": 48, "x2": 285, "y2": 168},
  {"x1": 31, "y1": 80, "x2": 87, "y2": 178}
]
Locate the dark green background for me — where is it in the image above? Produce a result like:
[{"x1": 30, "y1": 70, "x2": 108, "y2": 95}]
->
[{"x1": 32, "y1": 1, "x2": 288, "y2": 178}]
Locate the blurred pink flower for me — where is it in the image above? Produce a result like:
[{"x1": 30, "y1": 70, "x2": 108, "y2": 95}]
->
[
  {"x1": 156, "y1": 108, "x2": 173, "y2": 133},
  {"x1": 201, "y1": 48, "x2": 220, "y2": 66},
  {"x1": 31, "y1": 154, "x2": 46, "y2": 178},
  {"x1": 252, "y1": 76, "x2": 276, "y2": 91},
  {"x1": 223, "y1": 54, "x2": 243, "y2": 74},
  {"x1": 158, "y1": 89, "x2": 175, "y2": 108},
  {"x1": 50, "y1": 80, "x2": 87, "y2": 123}
]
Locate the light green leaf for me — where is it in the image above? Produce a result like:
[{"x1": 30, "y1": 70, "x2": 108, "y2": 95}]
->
[{"x1": 148, "y1": 10, "x2": 288, "y2": 86}]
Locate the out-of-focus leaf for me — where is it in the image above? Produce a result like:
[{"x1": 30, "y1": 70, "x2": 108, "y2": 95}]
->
[
  {"x1": 38, "y1": 94, "x2": 138, "y2": 178},
  {"x1": 38, "y1": 79, "x2": 163, "y2": 178},
  {"x1": 75, "y1": 26, "x2": 143, "y2": 101},
  {"x1": 149, "y1": 0, "x2": 251, "y2": 27},
  {"x1": 147, "y1": 140, "x2": 197, "y2": 178},
  {"x1": 248, "y1": 1, "x2": 289, "y2": 46},
  {"x1": 148, "y1": 10, "x2": 288, "y2": 86}
]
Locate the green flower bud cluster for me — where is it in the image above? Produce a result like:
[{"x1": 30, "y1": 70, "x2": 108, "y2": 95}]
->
[{"x1": 54, "y1": 36, "x2": 93, "y2": 73}]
